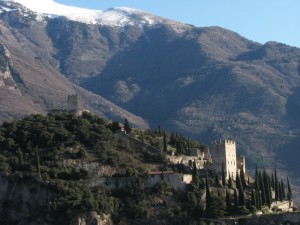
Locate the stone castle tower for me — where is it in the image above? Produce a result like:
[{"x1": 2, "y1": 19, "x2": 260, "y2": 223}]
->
[
  {"x1": 210, "y1": 140, "x2": 239, "y2": 179},
  {"x1": 67, "y1": 94, "x2": 78, "y2": 113}
]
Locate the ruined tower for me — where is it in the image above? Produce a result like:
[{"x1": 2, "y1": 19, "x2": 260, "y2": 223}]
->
[{"x1": 67, "y1": 94, "x2": 78, "y2": 113}]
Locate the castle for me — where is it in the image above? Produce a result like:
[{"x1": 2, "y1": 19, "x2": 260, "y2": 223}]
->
[
  {"x1": 167, "y1": 139, "x2": 245, "y2": 180},
  {"x1": 210, "y1": 139, "x2": 245, "y2": 179}
]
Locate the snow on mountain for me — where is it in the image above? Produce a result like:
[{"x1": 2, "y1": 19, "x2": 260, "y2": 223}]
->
[{"x1": 2, "y1": 0, "x2": 163, "y2": 26}]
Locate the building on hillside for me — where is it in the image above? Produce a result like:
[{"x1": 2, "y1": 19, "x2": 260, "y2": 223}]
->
[
  {"x1": 210, "y1": 139, "x2": 245, "y2": 180},
  {"x1": 144, "y1": 171, "x2": 191, "y2": 191},
  {"x1": 68, "y1": 94, "x2": 78, "y2": 113}
]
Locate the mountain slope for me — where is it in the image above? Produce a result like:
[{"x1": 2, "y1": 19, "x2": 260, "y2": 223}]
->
[{"x1": 0, "y1": 1, "x2": 148, "y2": 127}]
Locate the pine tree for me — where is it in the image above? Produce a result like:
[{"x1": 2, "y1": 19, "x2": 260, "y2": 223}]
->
[{"x1": 221, "y1": 162, "x2": 226, "y2": 187}]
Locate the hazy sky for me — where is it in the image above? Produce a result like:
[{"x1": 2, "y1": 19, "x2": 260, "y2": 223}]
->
[{"x1": 55, "y1": 0, "x2": 300, "y2": 48}]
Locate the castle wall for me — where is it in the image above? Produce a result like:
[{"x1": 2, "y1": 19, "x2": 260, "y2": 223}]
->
[
  {"x1": 237, "y1": 155, "x2": 246, "y2": 173},
  {"x1": 167, "y1": 155, "x2": 206, "y2": 169}
]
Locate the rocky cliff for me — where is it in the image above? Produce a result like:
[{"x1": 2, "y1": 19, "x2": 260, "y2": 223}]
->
[{"x1": 0, "y1": 175, "x2": 112, "y2": 225}]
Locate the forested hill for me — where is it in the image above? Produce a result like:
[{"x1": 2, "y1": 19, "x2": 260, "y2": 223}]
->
[{"x1": 0, "y1": 112, "x2": 296, "y2": 225}]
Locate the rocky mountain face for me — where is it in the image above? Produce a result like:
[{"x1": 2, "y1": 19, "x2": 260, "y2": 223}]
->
[
  {"x1": 0, "y1": 0, "x2": 148, "y2": 128},
  {"x1": 0, "y1": 0, "x2": 300, "y2": 190}
]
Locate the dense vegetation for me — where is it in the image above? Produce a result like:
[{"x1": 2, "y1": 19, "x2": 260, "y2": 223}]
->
[{"x1": 0, "y1": 113, "x2": 294, "y2": 224}]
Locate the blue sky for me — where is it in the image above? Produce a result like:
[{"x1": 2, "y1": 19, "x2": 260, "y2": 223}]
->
[{"x1": 55, "y1": 0, "x2": 300, "y2": 48}]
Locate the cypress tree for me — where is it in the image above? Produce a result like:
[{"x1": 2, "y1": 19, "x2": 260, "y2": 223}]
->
[
  {"x1": 228, "y1": 173, "x2": 233, "y2": 189},
  {"x1": 238, "y1": 188, "x2": 245, "y2": 206},
  {"x1": 287, "y1": 176, "x2": 292, "y2": 202},
  {"x1": 278, "y1": 182, "x2": 283, "y2": 201},
  {"x1": 281, "y1": 179, "x2": 285, "y2": 199},
  {"x1": 256, "y1": 190, "x2": 262, "y2": 210},
  {"x1": 254, "y1": 171, "x2": 262, "y2": 210},
  {"x1": 258, "y1": 171, "x2": 266, "y2": 205},
  {"x1": 226, "y1": 189, "x2": 232, "y2": 215},
  {"x1": 240, "y1": 168, "x2": 247, "y2": 189},
  {"x1": 263, "y1": 171, "x2": 272, "y2": 207},
  {"x1": 236, "y1": 172, "x2": 242, "y2": 190},
  {"x1": 124, "y1": 118, "x2": 132, "y2": 134},
  {"x1": 205, "y1": 173, "x2": 212, "y2": 213},
  {"x1": 275, "y1": 169, "x2": 279, "y2": 201},
  {"x1": 170, "y1": 132, "x2": 176, "y2": 145},
  {"x1": 271, "y1": 173, "x2": 275, "y2": 189},
  {"x1": 163, "y1": 130, "x2": 167, "y2": 152},
  {"x1": 251, "y1": 189, "x2": 256, "y2": 209},
  {"x1": 192, "y1": 160, "x2": 200, "y2": 186},
  {"x1": 221, "y1": 162, "x2": 226, "y2": 187},
  {"x1": 215, "y1": 174, "x2": 220, "y2": 187},
  {"x1": 233, "y1": 189, "x2": 238, "y2": 212}
]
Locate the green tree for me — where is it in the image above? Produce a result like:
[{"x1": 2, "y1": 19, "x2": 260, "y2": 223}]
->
[
  {"x1": 233, "y1": 189, "x2": 238, "y2": 212},
  {"x1": 221, "y1": 162, "x2": 226, "y2": 187},
  {"x1": 281, "y1": 179, "x2": 285, "y2": 199},
  {"x1": 263, "y1": 169, "x2": 271, "y2": 207},
  {"x1": 35, "y1": 147, "x2": 41, "y2": 180},
  {"x1": 206, "y1": 195, "x2": 226, "y2": 218},
  {"x1": 192, "y1": 160, "x2": 200, "y2": 187},
  {"x1": 287, "y1": 176, "x2": 292, "y2": 202},
  {"x1": 228, "y1": 173, "x2": 233, "y2": 189},
  {"x1": 124, "y1": 119, "x2": 132, "y2": 134},
  {"x1": 240, "y1": 168, "x2": 246, "y2": 189},
  {"x1": 275, "y1": 169, "x2": 279, "y2": 201},
  {"x1": 236, "y1": 172, "x2": 242, "y2": 190},
  {"x1": 215, "y1": 174, "x2": 221, "y2": 187},
  {"x1": 163, "y1": 130, "x2": 167, "y2": 152},
  {"x1": 226, "y1": 189, "x2": 232, "y2": 215},
  {"x1": 238, "y1": 188, "x2": 245, "y2": 206},
  {"x1": 109, "y1": 120, "x2": 121, "y2": 133},
  {"x1": 205, "y1": 173, "x2": 212, "y2": 214}
]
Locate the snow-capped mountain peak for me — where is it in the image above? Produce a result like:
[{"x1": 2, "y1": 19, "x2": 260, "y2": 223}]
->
[{"x1": 2, "y1": 0, "x2": 163, "y2": 26}]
